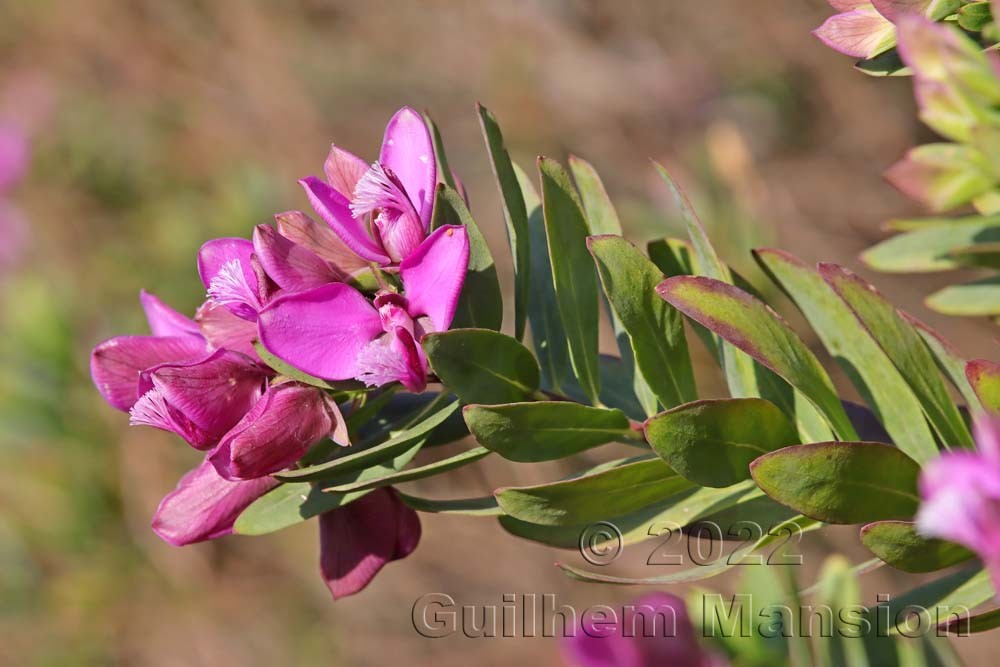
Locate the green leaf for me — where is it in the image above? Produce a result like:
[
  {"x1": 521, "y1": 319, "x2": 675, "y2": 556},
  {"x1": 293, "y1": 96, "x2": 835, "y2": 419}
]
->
[
  {"x1": 876, "y1": 567, "x2": 994, "y2": 637},
  {"x1": 588, "y1": 235, "x2": 695, "y2": 409},
  {"x1": 860, "y1": 520, "x2": 973, "y2": 573},
  {"x1": 276, "y1": 399, "x2": 460, "y2": 482},
  {"x1": 464, "y1": 401, "x2": 631, "y2": 462},
  {"x1": 967, "y1": 358, "x2": 1000, "y2": 414},
  {"x1": 855, "y1": 48, "x2": 909, "y2": 77},
  {"x1": 397, "y1": 492, "x2": 501, "y2": 516},
  {"x1": 495, "y1": 458, "x2": 692, "y2": 527},
  {"x1": 814, "y1": 555, "x2": 871, "y2": 667},
  {"x1": 755, "y1": 248, "x2": 939, "y2": 464},
  {"x1": 926, "y1": 274, "x2": 1000, "y2": 316},
  {"x1": 861, "y1": 219, "x2": 1000, "y2": 273},
  {"x1": 323, "y1": 446, "x2": 491, "y2": 494},
  {"x1": 645, "y1": 398, "x2": 798, "y2": 488},
  {"x1": 422, "y1": 111, "x2": 457, "y2": 190},
  {"x1": 234, "y1": 482, "x2": 368, "y2": 536},
  {"x1": 539, "y1": 157, "x2": 601, "y2": 403},
  {"x1": 422, "y1": 328, "x2": 540, "y2": 404},
  {"x1": 557, "y1": 514, "x2": 819, "y2": 585},
  {"x1": 958, "y1": 1, "x2": 993, "y2": 33},
  {"x1": 939, "y1": 606, "x2": 1000, "y2": 634},
  {"x1": 948, "y1": 242, "x2": 1000, "y2": 269},
  {"x1": 820, "y1": 264, "x2": 973, "y2": 447},
  {"x1": 657, "y1": 275, "x2": 857, "y2": 440},
  {"x1": 431, "y1": 184, "x2": 503, "y2": 330},
  {"x1": 516, "y1": 161, "x2": 570, "y2": 392},
  {"x1": 903, "y1": 312, "x2": 981, "y2": 409},
  {"x1": 750, "y1": 442, "x2": 922, "y2": 524},
  {"x1": 252, "y1": 340, "x2": 361, "y2": 391},
  {"x1": 477, "y1": 104, "x2": 529, "y2": 340}
]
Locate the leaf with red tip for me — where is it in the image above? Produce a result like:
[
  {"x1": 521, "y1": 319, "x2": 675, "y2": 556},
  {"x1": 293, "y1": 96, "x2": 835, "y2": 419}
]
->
[{"x1": 967, "y1": 359, "x2": 1000, "y2": 414}]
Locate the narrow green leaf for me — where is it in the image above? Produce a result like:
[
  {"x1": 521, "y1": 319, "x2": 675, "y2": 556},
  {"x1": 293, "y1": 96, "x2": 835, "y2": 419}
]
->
[
  {"x1": 658, "y1": 275, "x2": 857, "y2": 440},
  {"x1": 515, "y1": 161, "x2": 570, "y2": 392},
  {"x1": 323, "y1": 446, "x2": 491, "y2": 493},
  {"x1": 755, "y1": 248, "x2": 938, "y2": 464},
  {"x1": 645, "y1": 398, "x2": 798, "y2": 488},
  {"x1": 855, "y1": 48, "x2": 909, "y2": 77},
  {"x1": 957, "y1": 1, "x2": 992, "y2": 31},
  {"x1": 750, "y1": 442, "x2": 921, "y2": 524},
  {"x1": 252, "y1": 340, "x2": 360, "y2": 391},
  {"x1": 814, "y1": 555, "x2": 871, "y2": 667},
  {"x1": 496, "y1": 458, "x2": 692, "y2": 527},
  {"x1": 820, "y1": 264, "x2": 972, "y2": 447},
  {"x1": 422, "y1": 111, "x2": 457, "y2": 189},
  {"x1": 397, "y1": 492, "x2": 501, "y2": 516},
  {"x1": 967, "y1": 358, "x2": 1000, "y2": 414},
  {"x1": 926, "y1": 274, "x2": 1000, "y2": 316},
  {"x1": 903, "y1": 312, "x2": 980, "y2": 409},
  {"x1": 588, "y1": 235, "x2": 695, "y2": 408},
  {"x1": 861, "y1": 219, "x2": 1000, "y2": 273},
  {"x1": 877, "y1": 567, "x2": 994, "y2": 637},
  {"x1": 539, "y1": 157, "x2": 601, "y2": 403},
  {"x1": 234, "y1": 482, "x2": 367, "y2": 536},
  {"x1": 860, "y1": 520, "x2": 973, "y2": 573},
  {"x1": 477, "y1": 103, "x2": 529, "y2": 340},
  {"x1": 276, "y1": 400, "x2": 460, "y2": 482},
  {"x1": 464, "y1": 401, "x2": 630, "y2": 462},
  {"x1": 422, "y1": 328, "x2": 540, "y2": 405},
  {"x1": 939, "y1": 606, "x2": 1000, "y2": 634},
  {"x1": 430, "y1": 184, "x2": 503, "y2": 330}
]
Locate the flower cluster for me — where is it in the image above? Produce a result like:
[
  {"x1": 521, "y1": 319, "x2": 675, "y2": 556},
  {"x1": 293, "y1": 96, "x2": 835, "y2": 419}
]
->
[{"x1": 90, "y1": 107, "x2": 469, "y2": 599}]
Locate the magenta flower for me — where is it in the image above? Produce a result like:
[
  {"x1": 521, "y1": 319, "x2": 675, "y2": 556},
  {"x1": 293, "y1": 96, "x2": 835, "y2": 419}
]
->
[
  {"x1": 258, "y1": 223, "x2": 469, "y2": 392},
  {"x1": 916, "y1": 417, "x2": 1000, "y2": 592},
  {"x1": 562, "y1": 593, "x2": 727, "y2": 667},
  {"x1": 299, "y1": 107, "x2": 438, "y2": 265},
  {"x1": 0, "y1": 122, "x2": 29, "y2": 270},
  {"x1": 319, "y1": 487, "x2": 421, "y2": 600}
]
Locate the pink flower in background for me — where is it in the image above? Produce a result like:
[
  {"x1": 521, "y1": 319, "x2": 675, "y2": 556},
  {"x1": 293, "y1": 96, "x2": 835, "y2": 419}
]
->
[
  {"x1": 299, "y1": 107, "x2": 438, "y2": 265},
  {"x1": 916, "y1": 417, "x2": 1000, "y2": 592},
  {"x1": 813, "y1": 1, "x2": 952, "y2": 60},
  {"x1": 258, "y1": 223, "x2": 468, "y2": 392},
  {"x1": 0, "y1": 122, "x2": 29, "y2": 270},
  {"x1": 562, "y1": 593, "x2": 727, "y2": 667}
]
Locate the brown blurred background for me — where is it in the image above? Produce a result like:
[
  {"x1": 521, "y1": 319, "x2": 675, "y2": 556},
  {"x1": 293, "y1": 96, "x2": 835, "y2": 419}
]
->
[{"x1": 0, "y1": 1, "x2": 996, "y2": 665}]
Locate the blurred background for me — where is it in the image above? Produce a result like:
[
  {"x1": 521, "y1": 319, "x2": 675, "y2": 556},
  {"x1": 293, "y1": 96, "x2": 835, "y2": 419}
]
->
[{"x1": 0, "y1": 1, "x2": 996, "y2": 665}]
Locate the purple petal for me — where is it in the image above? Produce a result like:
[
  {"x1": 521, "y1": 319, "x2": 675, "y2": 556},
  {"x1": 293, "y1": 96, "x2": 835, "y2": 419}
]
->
[
  {"x1": 379, "y1": 107, "x2": 436, "y2": 228},
  {"x1": 151, "y1": 456, "x2": 278, "y2": 546},
  {"x1": 355, "y1": 327, "x2": 428, "y2": 392},
  {"x1": 324, "y1": 144, "x2": 369, "y2": 199},
  {"x1": 828, "y1": 0, "x2": 868, "y2": 9},
  {"x1": 210, "y1": 383, "x2": 346, "y2": 480},
  {"x1": 91, "y1": 335, "x2": 207, "y2": 411},
  {"x1": 198, "y1": 237, "x2": 262, "y2": 319},
  {"x1": 195, "y1": 300, "x2": 260, "y2": 359},
  {"x1": 134, "y1": 349, "x2": 266, "y2": 449},
  {"x1": 400, "y1": 224, "x2": 469, "y2": 332},
  {"x1": 871, "y1": 0, "x2": 931, "y2": 23},
  {"x1": 257, "y1": 283, "x2": 383, "y2": 380},
  {"x1": 275, "y1": 210, "x2": 371, "y2": 277},
  {"x1": 299, "y1": 176, "x2": 390, "y2": 263},
  {"x1": 917, "y1": 452, "x2": 1000, "y2": 553},
  {"x1": 974, "y1": 415, "x2": 1000, "y2": 465},
  {"x1": 0, "y1": 122, "x2": 28, "y2": 193},
  {"x1": 253, "y1": 223, "x2": 344, "y2": 291},
  {"x1": 318, "y1": 488, "x2": 421, "y2": 600},
  {"x1": 140, "y1": 290, "x2": 201, "y2": 338},
  {"x1": 813, "y1": 7, "x2": 895, "y2": 58}
]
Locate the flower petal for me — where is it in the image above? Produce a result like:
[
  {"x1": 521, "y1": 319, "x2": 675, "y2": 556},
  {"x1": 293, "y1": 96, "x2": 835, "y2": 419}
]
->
[
  {"x1": 91, "y1": 335, "x2": 207, "y2": 411},
  {"x1": 257, "y1": 282, "x2": 383, "y2": 380},
  {"x1": 871, "y1": 0, "x2": 932, "y2": 23},
  {"x1": 355, "y1": 327, "x2": 428, "y2": 392},
  {"x1": 324, "y1": 144, "x2": 369, "y2": 199},
  {"x1": 198, "y1": 237, "x2": 262, "y2": 319},
  {"x1": 151, "y1": 457, "x2": 278, "y2": 546},
  {"x1": 974, "y1": 415, "x2": 1000, "y2": 464},
  {"x1": 299, "y1": 176, "x2": 390, "y2": 263},
  {"x1": 138, "y1": 349, "x2": 266, "y2": 449},
  {"x1": 379, "y1": 107, "x2": 436, "y2": 228},
  {"x1": 918, "y1": 452, "x2": 1000, "y2": 551},
  {"x1": 0, "y1": 122, "x2": 29, "y2": 193},
  {"x1": 253, "y1": 223, "x2": 343, "y2": 291},
  {"x1": 399, "y1": 224, "x2": 469, "y2": 332},
  {"x1": 318, "y1": 488, "x2": 421, "y2": 600},
  {"x1": 195, "y1": 300, "x2": 260, "y2": 359},
  {"x1": 813, "y1": 7, "x2": 896, "y2": 59},
  {"x1": 275, "y1": 210, "x2": 370, "y2": 276},
  {"x1": 140, "y1": 290, "x2": 201, "y2": 338},
  {"x1": 210, "y1": 383, "x2": 345, "y2": 480}
]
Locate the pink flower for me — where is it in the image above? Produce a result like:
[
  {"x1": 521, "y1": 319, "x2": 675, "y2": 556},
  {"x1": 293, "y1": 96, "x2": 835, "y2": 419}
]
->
[
  {"x1": 916, "y1": 417, "x2": 1000, "y2": 592},
  {"x1": 562, "y1": 593, "x2": 727, "y2": 667},
  {"x1": 813, "y1": 1, "x2": 945, "y2": 60},
  {"x1": 257, "y1": 223, "x2": 469, "y2": 392},
  {"x1": 0, "y1": 122, "x2": 29, "y2": 270},
  {"x1": 298, "y1": 107, "x2": 438, "y2": 265}
]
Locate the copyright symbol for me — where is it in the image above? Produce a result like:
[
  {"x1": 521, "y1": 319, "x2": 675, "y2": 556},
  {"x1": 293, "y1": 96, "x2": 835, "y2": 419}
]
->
[{"x1": 578, "y1": 521, "x2": 623, "y2": 566}]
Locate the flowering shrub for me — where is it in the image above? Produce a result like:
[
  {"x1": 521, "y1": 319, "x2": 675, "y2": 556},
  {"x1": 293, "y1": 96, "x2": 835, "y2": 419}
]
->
[{"x1": 92, "y1": 58, "x2": 1000, "y2": 667}]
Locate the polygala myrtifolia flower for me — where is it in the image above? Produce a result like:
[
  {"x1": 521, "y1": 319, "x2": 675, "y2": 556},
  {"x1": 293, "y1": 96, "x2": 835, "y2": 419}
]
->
[
  {"x1": 561, "y1": 593, "x2": 728, "y2": 667},
  {"x1": 813, "y1": 0, "x2": 958, "y2": 60},
  {"x1": 0, "y1": 120, "x2": 29, "y2": 270},
  {"x1": 916, "y1": 416, "x2": 1000, "y2": 593}
]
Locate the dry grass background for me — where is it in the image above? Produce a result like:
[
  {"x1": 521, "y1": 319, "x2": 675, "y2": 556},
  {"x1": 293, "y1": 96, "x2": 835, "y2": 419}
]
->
[{"x1": 0, "y1": 1, "x2": 996, "y2": 664}]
